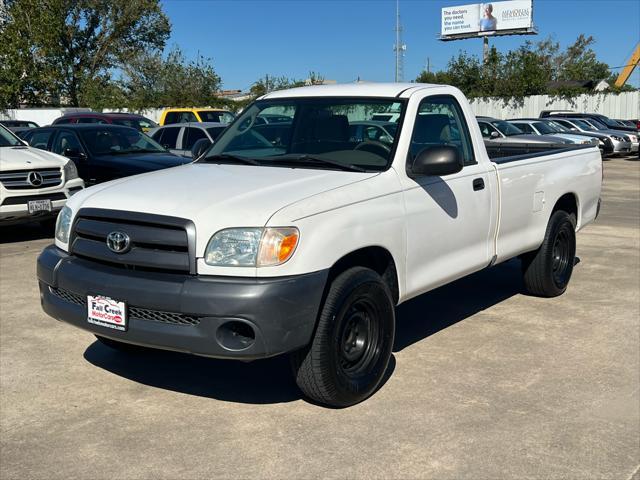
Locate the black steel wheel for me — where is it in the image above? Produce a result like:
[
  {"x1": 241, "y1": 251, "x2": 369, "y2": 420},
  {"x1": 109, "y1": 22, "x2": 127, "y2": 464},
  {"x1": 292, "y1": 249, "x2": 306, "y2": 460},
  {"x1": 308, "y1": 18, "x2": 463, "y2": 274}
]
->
[
  {"x1": 522, "y1": 210, "x2": 576, "y2": 297},
  {"x1": 291, "y1": 267, "x2": 395, "y2": 407}
]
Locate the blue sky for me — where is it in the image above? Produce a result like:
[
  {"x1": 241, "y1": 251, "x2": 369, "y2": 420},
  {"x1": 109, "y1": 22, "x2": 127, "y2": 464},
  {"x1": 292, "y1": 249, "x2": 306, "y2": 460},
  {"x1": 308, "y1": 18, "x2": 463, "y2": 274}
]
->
[{"x1": 161, "y1": 0, "x2": 640, "y2": 90}]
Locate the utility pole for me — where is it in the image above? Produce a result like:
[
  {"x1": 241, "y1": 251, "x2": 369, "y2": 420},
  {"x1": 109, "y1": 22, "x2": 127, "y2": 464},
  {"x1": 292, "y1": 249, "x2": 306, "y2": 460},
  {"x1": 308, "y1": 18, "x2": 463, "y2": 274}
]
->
[
  {"x1": 483, "y1": 37, "x2": 489, "y2": 64},
  {"x1": 393, "y1": 0, "x2": 406, "y2": 82},
  {"x1": 425, "y1": 57, "x2": 430, "y2": 74}
]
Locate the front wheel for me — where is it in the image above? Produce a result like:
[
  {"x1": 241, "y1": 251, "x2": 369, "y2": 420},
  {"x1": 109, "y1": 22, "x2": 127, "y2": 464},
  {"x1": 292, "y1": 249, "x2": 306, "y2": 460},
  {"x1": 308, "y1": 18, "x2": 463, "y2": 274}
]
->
[
  {"x1": 522, "y1": 210, "x2": 576, "y2": 297},
  {"x1": 291, "y1": 267, "x2": 395, "y2": 407}
]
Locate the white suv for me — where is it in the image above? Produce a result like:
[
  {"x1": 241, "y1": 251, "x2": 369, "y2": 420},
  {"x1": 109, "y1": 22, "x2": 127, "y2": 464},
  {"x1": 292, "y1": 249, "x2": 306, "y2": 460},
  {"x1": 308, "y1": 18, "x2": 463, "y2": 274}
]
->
[{"x1": 0, "y1": 125, "x2": 84, "y2": 225}]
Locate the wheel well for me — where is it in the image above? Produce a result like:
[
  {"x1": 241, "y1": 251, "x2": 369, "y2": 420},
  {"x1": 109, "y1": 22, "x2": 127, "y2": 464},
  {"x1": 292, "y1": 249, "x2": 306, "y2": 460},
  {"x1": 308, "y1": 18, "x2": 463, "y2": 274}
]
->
[
  {"x1": 328, "y1": 247, "x2": 399, "y2": 304},
  {"x1": 552, "y1": 193, "x2": 578, "y2": 225}
]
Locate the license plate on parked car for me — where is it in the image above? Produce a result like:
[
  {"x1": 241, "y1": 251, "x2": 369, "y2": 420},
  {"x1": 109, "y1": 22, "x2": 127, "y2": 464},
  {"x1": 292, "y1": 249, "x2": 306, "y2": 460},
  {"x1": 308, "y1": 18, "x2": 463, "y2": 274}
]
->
[
  {"x1": 28, "y1": 199, "x2": 52, "y2": 214},
  {"x1": 87, "y1": 295, "x2": 127, "y2": 331}
]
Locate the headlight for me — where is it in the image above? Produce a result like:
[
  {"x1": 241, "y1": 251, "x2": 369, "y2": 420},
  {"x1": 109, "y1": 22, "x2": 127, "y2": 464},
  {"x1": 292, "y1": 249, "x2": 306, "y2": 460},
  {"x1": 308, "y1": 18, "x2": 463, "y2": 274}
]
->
[
  {"x1": 55, "y1": 206, "x2": 73, "y2": 244},
  {"x1": 63, "y1": 161, "x2": 78, "y2": 180},
  {"x1": 612, "y1": 135, "x2": 623, "y2": 141},
  {"x1": 205, "y1": 227, "x2": 299, "y2": 267}
]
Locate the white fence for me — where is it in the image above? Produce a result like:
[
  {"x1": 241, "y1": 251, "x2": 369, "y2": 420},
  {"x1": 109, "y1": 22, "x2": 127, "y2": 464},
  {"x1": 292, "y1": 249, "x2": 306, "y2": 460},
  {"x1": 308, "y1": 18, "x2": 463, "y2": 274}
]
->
[
  {"x1": 0, "y1": 107, "x2": 92, "y2": 126},
  {"x1": 2, "y1": 91, "x2": 639, "y2": 125},
  {"x1": 469, "y1": 91, "x2": 639, "y2": 119}
]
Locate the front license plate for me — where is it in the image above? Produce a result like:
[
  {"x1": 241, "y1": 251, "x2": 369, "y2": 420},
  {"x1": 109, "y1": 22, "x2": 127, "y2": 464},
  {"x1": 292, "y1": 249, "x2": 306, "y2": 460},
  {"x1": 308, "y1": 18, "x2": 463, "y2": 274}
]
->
[
  {"x1": 28, "y1": 199, "x2": 52, "y2": 214},
  {"x1": 87, "y1": 295, "x2": 127, "y2": 331}
]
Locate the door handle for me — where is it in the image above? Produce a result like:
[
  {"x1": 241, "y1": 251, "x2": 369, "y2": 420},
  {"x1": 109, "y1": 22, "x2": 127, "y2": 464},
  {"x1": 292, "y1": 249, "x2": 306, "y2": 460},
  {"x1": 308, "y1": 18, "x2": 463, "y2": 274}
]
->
[{"x1": 473, "y1": 178, "x2": 485, "y2": 191}]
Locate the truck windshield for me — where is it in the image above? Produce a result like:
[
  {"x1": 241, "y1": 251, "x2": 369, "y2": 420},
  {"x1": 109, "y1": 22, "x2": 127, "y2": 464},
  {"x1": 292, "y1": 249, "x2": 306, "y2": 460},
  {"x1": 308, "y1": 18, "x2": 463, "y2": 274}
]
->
[
  {"x1": 0, "y1": 125, "x2": 24, "y2": 147},
  {"x1": 493, "y1": 120, "x2": 523, "y2": 136},
  {"x1": 201, "y1": 98, "x2": 405, "y2": 171}
]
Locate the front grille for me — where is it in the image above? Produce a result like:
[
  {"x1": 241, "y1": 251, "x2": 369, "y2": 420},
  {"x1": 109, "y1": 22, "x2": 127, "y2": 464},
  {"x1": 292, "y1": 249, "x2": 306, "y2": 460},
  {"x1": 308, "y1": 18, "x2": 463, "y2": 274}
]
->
[
  {"x1": 49, "y1": 287, "x2": 200, "y2": 326},
  {"x1": 52, "y1": 286, "x2": 84, "y2": 305},
  {"x1": 1, "y1": 192, "x2": 67, "y2": 206},
  {"x1": 128, "y1": 307, "x2": 200, "y2": 326},
  {"x1": 0, "y1": 168, "x2": 62, "y2": 189},
  {"x1": 70, "y1": 209, "x2": 194, "y2": 274}
]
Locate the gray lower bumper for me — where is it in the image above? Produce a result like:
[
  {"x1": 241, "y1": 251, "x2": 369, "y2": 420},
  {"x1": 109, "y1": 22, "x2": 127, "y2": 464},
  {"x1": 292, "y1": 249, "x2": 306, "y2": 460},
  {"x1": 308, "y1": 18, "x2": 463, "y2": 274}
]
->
[{"x1": 37, "y1": 245, "x2": 328, "y2": 360}]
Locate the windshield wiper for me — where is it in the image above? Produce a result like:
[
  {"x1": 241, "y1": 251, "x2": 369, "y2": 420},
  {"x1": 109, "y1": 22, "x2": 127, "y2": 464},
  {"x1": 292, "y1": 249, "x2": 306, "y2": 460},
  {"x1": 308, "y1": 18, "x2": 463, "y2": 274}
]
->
[
  {"x1": 199, "y1": 153, "x2": 261, "y2": 166},
  {"x1": 267, "y1": 154, "x2": 366, "y2": 172}
]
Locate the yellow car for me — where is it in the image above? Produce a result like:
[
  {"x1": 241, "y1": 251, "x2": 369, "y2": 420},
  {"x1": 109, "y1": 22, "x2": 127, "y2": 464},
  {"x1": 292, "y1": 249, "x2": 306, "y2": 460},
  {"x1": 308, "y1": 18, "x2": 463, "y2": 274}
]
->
[{"x1": 159, "y1": 108, "x2": 235, "y2": 126}]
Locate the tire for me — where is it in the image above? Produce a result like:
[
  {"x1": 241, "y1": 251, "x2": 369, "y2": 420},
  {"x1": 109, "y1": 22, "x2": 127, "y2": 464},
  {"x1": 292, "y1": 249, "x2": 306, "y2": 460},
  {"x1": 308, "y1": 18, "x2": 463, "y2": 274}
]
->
[
  {"x1": 95, "y1": 335, "x2": 148, "y2": 354},
  {"x1": 522, "y1": 210, "x2": 576, "y2": 297},
  {"x1": 290, "y1": 267, "x2": 395, "y2": 407}
]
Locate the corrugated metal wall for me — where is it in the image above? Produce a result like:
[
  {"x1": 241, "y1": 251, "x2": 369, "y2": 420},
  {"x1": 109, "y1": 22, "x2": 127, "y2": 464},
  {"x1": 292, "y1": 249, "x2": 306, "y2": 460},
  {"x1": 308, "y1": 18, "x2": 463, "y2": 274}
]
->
[{"x1": 469, "y1": 91, "x2": 639, "y2": 119}]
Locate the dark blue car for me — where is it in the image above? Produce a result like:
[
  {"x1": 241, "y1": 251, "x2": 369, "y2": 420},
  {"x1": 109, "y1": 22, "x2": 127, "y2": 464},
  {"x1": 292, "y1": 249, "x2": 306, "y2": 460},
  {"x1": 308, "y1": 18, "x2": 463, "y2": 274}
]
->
[{"x1": 21, "y1": 125, "x2": 190, "y2": 186}]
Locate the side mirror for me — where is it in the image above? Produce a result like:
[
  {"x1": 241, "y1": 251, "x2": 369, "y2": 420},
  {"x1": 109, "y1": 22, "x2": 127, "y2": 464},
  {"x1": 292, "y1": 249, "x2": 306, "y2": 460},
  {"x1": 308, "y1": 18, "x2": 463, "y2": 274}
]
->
[
  {"x1": 64, "y1": 148, "x2": 85, "y2": 159},
  {"x1": 191, "y1": 138, "x2": 212, "y2": 159},
  {"x1": 408, "y1": 146, "x2": 464, "y2": 177},
  {"x1": 490, "y1": 131, "x2": 500, "y2": 139}
]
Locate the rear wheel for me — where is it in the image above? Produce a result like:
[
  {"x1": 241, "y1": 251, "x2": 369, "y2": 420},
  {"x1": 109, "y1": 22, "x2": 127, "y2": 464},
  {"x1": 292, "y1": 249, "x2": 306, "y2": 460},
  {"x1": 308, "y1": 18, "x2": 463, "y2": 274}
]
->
[
  {"x1": 522, "y1": 210, "x2": 576, "y2": 297},
  {"x1": 291, "y1": 267, "x2": 395, "y2": 407}
]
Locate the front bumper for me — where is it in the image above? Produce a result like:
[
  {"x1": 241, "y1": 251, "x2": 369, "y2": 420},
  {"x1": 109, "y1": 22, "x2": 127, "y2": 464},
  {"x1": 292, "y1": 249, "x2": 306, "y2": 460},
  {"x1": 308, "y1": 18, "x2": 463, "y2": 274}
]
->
[
  {"x1": 37, "y1": 245, "x2": 328, "y2": 360},
  {"x1": 611, "y1": 140, "x2": 632, "y2": 155}
]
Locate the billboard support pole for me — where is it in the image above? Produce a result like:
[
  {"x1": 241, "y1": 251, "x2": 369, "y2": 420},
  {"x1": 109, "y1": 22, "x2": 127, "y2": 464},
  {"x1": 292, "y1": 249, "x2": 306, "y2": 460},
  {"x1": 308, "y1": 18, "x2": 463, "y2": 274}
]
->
[{"x1": 483, "y1": 36, "x2": 489, "y2": 64}]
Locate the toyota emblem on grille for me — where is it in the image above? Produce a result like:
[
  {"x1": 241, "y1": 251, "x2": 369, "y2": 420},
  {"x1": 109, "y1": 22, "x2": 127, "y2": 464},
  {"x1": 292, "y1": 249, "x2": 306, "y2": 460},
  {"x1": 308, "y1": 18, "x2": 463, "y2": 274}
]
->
[
  {"x1": 27, "y1": 171, "x2": 43, "y2": 186},
  {"x1": 106, "y1": 231, "x2": 130, "y2": 254}
]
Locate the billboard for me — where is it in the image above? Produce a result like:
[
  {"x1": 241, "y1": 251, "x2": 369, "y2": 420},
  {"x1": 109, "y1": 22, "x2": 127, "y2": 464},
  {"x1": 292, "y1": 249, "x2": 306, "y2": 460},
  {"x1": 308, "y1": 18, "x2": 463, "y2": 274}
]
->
[{"x1": 441, "y1": 1, "x2": 534, "y2": 39}]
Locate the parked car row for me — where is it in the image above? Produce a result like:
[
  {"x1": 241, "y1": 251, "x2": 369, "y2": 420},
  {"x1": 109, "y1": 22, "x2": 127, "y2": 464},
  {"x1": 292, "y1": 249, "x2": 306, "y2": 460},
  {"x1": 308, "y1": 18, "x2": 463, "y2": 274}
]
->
[
  {"x1": 3, "y1": 101, "x2": 637, "y2": 229},
  {"x1": 474, "y1": 111, "x2": 638, "y2": 158},
  {"x1": 539, "y1": 110, "x2": 639, "y2": 156},
  {"x1": 1, "y1": 107, "x2": 236, "y2": 137}
]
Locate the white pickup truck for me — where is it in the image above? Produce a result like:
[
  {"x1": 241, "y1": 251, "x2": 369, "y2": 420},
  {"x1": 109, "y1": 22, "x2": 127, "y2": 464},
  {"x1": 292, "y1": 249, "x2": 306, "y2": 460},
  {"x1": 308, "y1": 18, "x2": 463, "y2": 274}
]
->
[
  {"x1": 1, "y1": 125, "x2": 85, "y2": 225},
  {"x1": 37, "y1": 83, "x2": 602, "y2": 407}
]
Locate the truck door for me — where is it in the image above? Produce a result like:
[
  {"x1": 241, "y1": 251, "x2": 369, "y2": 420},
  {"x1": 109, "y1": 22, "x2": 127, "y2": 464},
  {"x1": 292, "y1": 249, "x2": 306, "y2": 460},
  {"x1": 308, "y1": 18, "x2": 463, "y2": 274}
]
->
[{"x1": 400, "y1": 94, "x2": 495, "y2": 298}]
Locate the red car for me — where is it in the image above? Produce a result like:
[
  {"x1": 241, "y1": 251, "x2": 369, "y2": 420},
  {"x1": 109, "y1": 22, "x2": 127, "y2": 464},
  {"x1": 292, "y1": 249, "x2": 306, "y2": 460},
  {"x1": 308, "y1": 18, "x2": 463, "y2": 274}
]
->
[{"x1": 52, "y1": 112, "x2": 157, "y2": 132}]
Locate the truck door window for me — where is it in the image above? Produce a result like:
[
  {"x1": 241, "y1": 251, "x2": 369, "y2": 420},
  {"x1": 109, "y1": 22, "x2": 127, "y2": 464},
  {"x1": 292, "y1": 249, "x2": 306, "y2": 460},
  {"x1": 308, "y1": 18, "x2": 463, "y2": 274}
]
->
[{"x1": 410, "y1": 96, "x2": 475, "y2": 165}]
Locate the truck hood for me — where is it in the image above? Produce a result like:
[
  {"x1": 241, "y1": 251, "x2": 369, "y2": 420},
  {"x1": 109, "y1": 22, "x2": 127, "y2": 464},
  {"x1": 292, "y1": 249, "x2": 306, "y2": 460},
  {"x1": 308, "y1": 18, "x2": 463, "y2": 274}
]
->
[
  {"x1": 0, "y1": 145, "x2": 68, "y2": 170},
  {"x1": 68, "y1": 163, "x2": 378, "y2": 245}
]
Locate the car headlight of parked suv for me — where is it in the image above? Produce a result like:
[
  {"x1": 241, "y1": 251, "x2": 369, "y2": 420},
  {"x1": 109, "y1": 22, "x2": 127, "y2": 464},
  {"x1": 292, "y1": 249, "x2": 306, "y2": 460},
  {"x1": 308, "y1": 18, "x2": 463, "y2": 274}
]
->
[
  {"x1": 55, "y1": 206, "x2": 73, "y2": 244},
  {"x1": 63, "y1": 160, "x2": 78, "y2": 180},
  {"x1": 611, "y1": 135, "x2": 625, "y2": 142},
  {"x1": 205, "y1": 227, "x2": 299, "y2": 267}
]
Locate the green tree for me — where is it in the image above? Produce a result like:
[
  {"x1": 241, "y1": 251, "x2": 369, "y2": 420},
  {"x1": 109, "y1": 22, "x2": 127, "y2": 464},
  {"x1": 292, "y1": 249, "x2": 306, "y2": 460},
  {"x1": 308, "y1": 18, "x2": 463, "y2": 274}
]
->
[
  {"x1": 122, "y1": 47, "x2": 222, "y2": 109},
  {"x1": 555, "y1": 35, "x2": 610, "y2": 82},
  {"x1": 414, "y1": 35, "x2": 623, "y2": 101},
  {"x1": 0, "y1": 0, "x2": 170, "y2": 108},
  {"x1": 249, "y1": 71, "x2": 325, "y2": 98}
]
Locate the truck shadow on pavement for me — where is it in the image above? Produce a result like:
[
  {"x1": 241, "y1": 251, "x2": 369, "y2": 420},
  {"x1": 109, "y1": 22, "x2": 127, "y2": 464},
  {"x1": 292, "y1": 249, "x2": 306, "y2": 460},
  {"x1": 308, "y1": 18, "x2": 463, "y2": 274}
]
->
[
  {"x1": 83, "y1": 259, "x2": 523, "y2": 405},
  {"x1": 394, "y1": 258, "x2": 523, "y2": 352},
  {"x1": 0, "y1": 222, "x2": 54, "y2": 243}
]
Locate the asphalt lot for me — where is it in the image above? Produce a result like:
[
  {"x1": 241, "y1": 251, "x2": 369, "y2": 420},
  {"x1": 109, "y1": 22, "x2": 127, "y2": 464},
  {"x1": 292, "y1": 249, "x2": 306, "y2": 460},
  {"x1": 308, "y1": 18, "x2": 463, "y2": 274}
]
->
[{"x1": 1, "y1": 157, "x2": 638, "y2": 480}]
